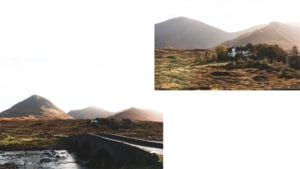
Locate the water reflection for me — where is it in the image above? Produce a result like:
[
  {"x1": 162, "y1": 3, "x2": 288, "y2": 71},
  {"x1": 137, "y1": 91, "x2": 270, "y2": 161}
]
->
[{"x1": 0, "y1": 150, "x2": 94, "y2": 169}]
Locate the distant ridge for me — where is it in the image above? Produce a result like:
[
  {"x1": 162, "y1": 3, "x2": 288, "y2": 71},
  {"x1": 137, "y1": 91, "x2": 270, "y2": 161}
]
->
[
  {"x1": 155, "y1": 17, "x2": 263, "y2": 49},
  {"x1": 69, "y1": 106, "x2": 113, "y2": 119},
  {"x1": 223, "y1": 21, "x2": 300, "y2": 50},
  {"x1": 155, "y1": 17, "x2": 300, "y2": 50},
  {"x1": 110, "y1": 107, "x2": 163, "y2": 122},
  {"x1": 155, "y1": 17, "x2": 233, "y2": 49},
  {"x1": 0, "y1": 95, "x2": 72, "y2": 119},
  {"x1": 0, "y1": 96, "x2": 164, "y2": 122}
]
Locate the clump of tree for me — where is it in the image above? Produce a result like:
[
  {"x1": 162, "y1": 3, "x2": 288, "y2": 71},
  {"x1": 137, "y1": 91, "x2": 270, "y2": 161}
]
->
[
  {"x1": 90, "y1": 118, "x2": 119, "y2": 129},
  {"x1": 89, "y1": 118, "x2": 135, "y2": 130},
  {"x1": 215, "y1": 45, "x2": 228, "y2": 61},
  {"x1": 251, "y1": 44, "x2": 287, "y2": 63},
  {"x1": 287, "y1": 46, "x2": 300, "y2": 69},
  {"x1": 216, "y1": 43, "x2": 287, "y2": 63}
]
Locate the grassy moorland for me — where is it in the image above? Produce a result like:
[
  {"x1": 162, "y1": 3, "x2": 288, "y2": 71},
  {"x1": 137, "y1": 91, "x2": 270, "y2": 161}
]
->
[
  {"x1": 0, "y1": 118, "x2": 163, "y2": 169},
  {"x1": 0, "y1": 118, "x2": 163, "y2": 150},
  {"x1": 155, "y1": 47, "x2": 300, "y2": 90}
]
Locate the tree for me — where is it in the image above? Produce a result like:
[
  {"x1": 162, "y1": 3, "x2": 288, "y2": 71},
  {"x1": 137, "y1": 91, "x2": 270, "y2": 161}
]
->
[
  {"x1": 246, "y1": 43, "x2": 254, "y2": 52},
  {"x1": 272, "y1": 45, "x2": 287, "y2": 63},
  {"x1": 254, "y1": 44, "x2": 268, "y2": 60},
  {"x1": 215, "y1": 45, "x2": 228, "y2": 61},
  {"x1": 234, "y1": 52, "x2": 243, "y2": 64},
  {"x1": 291, "y1": 46, "x2": 298, "y2": 56},
  {"x1": 253, "y1": 44, "x2": 287, "y2": 62},
  {"x1": 287, "y1": 46, "x2": 300, "y2": 69}
]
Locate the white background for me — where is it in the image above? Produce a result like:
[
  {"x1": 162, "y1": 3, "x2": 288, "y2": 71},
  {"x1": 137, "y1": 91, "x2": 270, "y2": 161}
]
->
[{"x1": 1, "y1": 1, "x2": 300, "y2": 169}]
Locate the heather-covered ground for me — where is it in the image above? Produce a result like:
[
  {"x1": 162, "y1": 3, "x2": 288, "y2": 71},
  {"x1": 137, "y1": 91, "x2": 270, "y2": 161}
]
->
[
  {"x1": 0, "y1": 118, "x2": 163, "y2": 150},
  {"x1": 155, "y1": 48, "x2": 300, "y2": 90}
]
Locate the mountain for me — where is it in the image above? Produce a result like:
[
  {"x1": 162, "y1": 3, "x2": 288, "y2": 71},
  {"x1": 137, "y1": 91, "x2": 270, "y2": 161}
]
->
[
  {"x1": 155, "y1": 17, "x2": 233, "y2": 49},
  {"x1": 232, "y1": 24, "x2": 267, "y2": 37},
  {"x1": 0, "y1": 95, "x2": 72, "y2": 119},
  {"x1": 286, "y1": 22, "x2": 300, "y2": 28},
  {"x1": 155, "y1": 17, "x2": 263, "y2": 49},
  {"x1": 69, "y1": 106, "x2": 113, "y2": 119},
  {"x1": 223, "y1": 22, "x2": 300, "y2": 50},
  {"x1": 155, "y1": 17, "x2": 300, "y2": 50},
  {"x1": 110, "y1": 107, "x2": 163, "y2": 122}
]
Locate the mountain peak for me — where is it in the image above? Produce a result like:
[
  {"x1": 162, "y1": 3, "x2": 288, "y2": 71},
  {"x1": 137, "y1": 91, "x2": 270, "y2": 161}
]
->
[
  {"x1": 28, "y1": 94, "x2": 44, "y2": 100},
  {"x1": 269, "y1": 21, "x2": 282, "y2": 25},
  {"x1": 68, "y1": 106, "x2": 112, "y2": 119},
  {"x1": 111, "y1": 107, "x2": 163, "y2": 122},
  {"x1": 223, "y1": 21, "x2": 300, "y2": 50},
  {"x1": 267, "y1": 21, "x2": 286, "y2": 28},
  {"x1": 171, "y1": 16, "x2": 198, "y2": 22},
  {"x1": 0, "y1": 95, "x2": 72, "y2": 119},
  {"x1": 172, "y1": 16, "x2": 190, "y2": 20},
  {"x1": 155, "y1": 16, "x2": 231, "y2": 49}
]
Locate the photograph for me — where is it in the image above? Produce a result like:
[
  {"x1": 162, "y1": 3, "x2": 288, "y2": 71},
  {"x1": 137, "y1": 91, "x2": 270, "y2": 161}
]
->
[
  {"x1": 0, "y1": 95, "x2": 163, "y2": 169},
  {"x1": 0, "y1": 1, "x2": 163, "y2": 168},
  {"x1": 155, "y1": 4, "x2": 300, "y2": 90},
  {"x1": 1, "y1": 0, "x2": 300, "y2": 169}
]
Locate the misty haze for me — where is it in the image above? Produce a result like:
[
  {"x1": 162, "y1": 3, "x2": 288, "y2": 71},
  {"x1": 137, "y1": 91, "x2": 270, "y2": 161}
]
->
[
  {"x1": 0, "y1": 95, "x2": 163, "y2": 169},
  {"x1": 155, "y1": 17, "x2": 300, "y2": 90}
]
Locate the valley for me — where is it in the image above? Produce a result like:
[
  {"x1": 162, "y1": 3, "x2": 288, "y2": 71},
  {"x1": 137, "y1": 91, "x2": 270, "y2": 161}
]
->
[
  {"x1": 0, "y1": 95, "x2": 163, "y2": 168},
  {"x1": 155, "y1": 17, "x2": 300, "y2": 90}
]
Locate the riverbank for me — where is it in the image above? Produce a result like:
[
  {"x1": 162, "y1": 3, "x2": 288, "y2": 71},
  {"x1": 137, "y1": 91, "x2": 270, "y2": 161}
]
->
[
  {"x1": 0, "y1": 119, "x2": 163, "y2": 168},
  {"x1": 0, "y1": 150, "x2": 92, "y2": 169}
]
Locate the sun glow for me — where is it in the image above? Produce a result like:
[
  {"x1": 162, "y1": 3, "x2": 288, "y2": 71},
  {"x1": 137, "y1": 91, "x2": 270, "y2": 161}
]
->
[{"x1": 154, "y1": 0, "x2": 300, "y2": 32}]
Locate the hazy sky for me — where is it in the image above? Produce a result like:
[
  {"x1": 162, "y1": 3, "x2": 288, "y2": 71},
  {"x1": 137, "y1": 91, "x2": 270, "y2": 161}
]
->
[
  {"x1": 154, "y1": 0, "x2": 300, "y2": 32},
  {"x1": 1, "y1": 1, "x2": 300, "y2": 168},
  {"x1": 0, "y1": 0, "x2": 300, "y2": 112},
  {"x1": 0, "y1": 0, "x2": 156, "y2": 112}
]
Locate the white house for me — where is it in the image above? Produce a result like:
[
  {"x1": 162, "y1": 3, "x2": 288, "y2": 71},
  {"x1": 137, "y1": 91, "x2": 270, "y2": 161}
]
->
[
  {"x1": 228, "y1": 47, "x2": 236, "y2": 57},
  {"x1": 228, "y1": 47, "x2": 251, "y2": 57}
]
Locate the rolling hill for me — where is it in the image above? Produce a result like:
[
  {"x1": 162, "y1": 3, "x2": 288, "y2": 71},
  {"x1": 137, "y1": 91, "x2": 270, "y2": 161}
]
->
[
  {"x1": 155, "y1": 17, "x2": 264, "y2": 49},
  {"x1": 231, "y1": 24, "x2": 267, "y2": 38},
  {"x1": 110, "y1": 107, "x2": 163, "y2": 122},
  {"x1": 155, "y1": 17, "x2": 233, "y2": 49},
  {"x1": 0, "y1": 95, "x2": 72, "y2": 119},
  {"x1": 223, "y1": 22, "x2": 300, "y2": 50},
  {"x1": 155, "y1": 17, "x2": 300, "y2": 50},
  {"x1": 68, "y1": 106, "x2": 113, "y2": 119}
]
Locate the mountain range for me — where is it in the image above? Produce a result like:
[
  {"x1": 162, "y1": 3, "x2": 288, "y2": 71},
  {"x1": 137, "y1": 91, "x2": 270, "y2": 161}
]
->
[
  {"x1": 0, "y1": 95, "x2": 163, "y2": 122},
  {"x1": 155, "y1": 17, "x2": 300, "y2": 50}
]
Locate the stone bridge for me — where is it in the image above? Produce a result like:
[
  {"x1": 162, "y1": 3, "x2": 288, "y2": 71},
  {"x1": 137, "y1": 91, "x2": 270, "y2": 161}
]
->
[{"x1": 68, "y1": 133, "x2": 163, "y2": 169}]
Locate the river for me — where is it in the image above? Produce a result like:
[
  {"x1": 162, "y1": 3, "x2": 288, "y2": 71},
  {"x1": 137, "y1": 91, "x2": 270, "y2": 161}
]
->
[{"x1": 0, "y1": 150, "x2": 95, "y2": 169}]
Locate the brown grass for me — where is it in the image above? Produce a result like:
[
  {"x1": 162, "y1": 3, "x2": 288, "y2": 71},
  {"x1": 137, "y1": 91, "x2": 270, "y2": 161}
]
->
[
  {"x1": 155, "y1": 48, "x2": 300, "y2": 90},
  {"x1": 0, "y1": 118, "x2": 163, "y2": 150}
]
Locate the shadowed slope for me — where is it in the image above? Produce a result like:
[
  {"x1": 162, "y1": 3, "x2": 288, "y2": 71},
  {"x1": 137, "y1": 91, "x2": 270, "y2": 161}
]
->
[
  {"x1": 155, "y1": 17, "x2": 233, "y2": 49},
  {"x1": 223, "y1": 22, "x2": 300, "y2": 50},
  {"x1": 155, "y1": 17, "x2": 264, "y2": 49},
  {"x1": 0, "y1": 95, "x2": 72, "y2": 119}
]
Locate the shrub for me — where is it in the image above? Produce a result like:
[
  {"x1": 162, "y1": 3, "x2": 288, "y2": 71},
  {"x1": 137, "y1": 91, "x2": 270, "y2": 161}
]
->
[
  {"x1": 90, "y1": 118, "x2": 119, "y2": 129},
  {"x1": 279, "y1": 68, "x2": 300, "y2": 79},
  {"x1": 287, "y1": 55, "x2": 300, "y2": 69},
  {"x1": 215, "y1": 45, "x2": 228, "y2": 61},
  {"x1": 224, "y1": 59, "x2": 279, "y2": 70},
  {"x1": 167, "y1": 55, "x2": 177, "y2": 63},
  {"x1": 119, "y1": 119, "x2": 133, "y2": 129}
]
